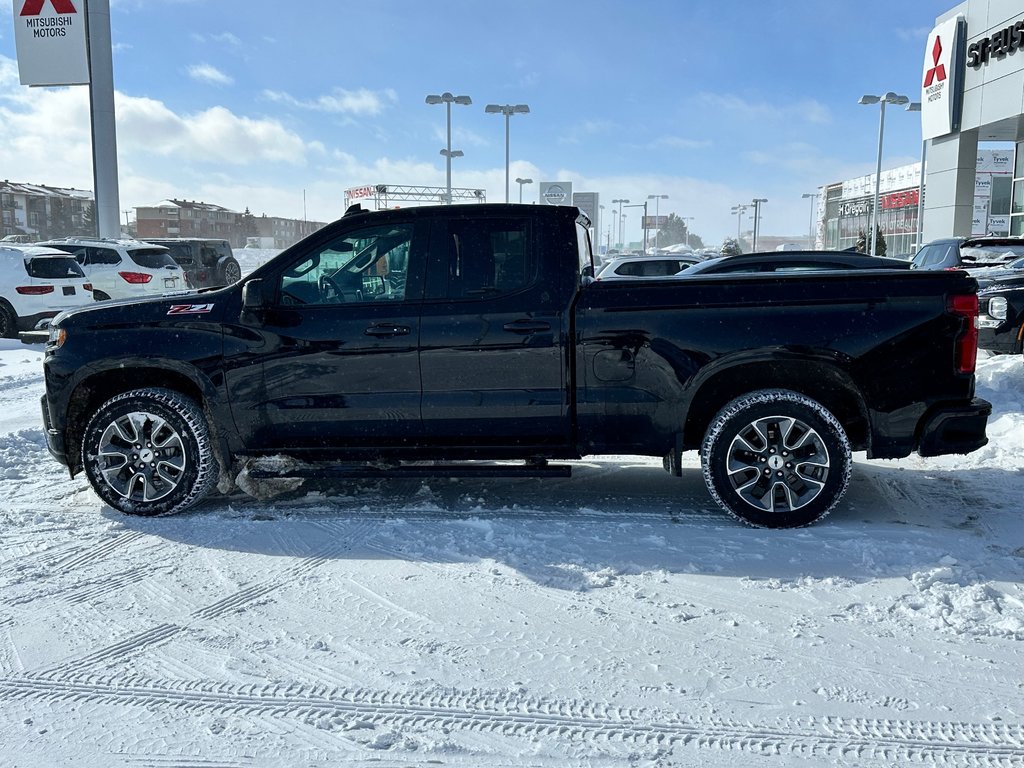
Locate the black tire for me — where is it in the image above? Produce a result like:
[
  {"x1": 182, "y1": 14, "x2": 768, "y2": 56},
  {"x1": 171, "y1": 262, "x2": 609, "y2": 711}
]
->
[
  {"x1": 701, "y1": 389, "x2": 852, "y2": 528},
  {"x1": 0, "y1": 302, "x2": 16, "y2": 339},
  {"x1": 81, "y1": 387, "x2": 218, "y2": 516},
  {"x1": 219, "y1": 258, "x2": 241, "y2": 286}
]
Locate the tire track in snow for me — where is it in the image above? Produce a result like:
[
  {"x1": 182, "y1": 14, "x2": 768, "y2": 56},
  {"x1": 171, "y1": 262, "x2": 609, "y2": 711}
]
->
[
  {"x1": 2, "y1": 674, "x2": 1022, "y2": 766},
  {"x1": 33, "y1": 520, "x2": 380, "y2": 676}
]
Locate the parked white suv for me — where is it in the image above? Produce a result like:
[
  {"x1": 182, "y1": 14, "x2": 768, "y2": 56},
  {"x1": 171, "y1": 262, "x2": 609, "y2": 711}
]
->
[
  {"x1": 36, "y1": 237, "x2": 186, "y2": 300},
  {"x1": 0, "y1": 246, "x2": 94, "y2": 337}
]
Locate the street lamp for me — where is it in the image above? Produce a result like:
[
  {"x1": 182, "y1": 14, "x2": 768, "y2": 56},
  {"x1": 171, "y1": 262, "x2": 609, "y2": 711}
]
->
[
  {"x1": 612, "y1": 198, "x2": 629, "y2": 248},
  {"x1": 485, "y1": 104, "x2": 530, "y2": 203},
  {"x1": 859, "y1": 91, "x2": 910, "y2": 255},
  {"x1": 681, "y1": 216, "x2": 694, "y2": 247},
  {"x1": 647, "y1": 194, "x2": 668, "y2": 251},
  {"x1": 623, "y1": 202, "x2": 649, "y2": 251},
  {"x1": 426, "y1": 92, "x2": 472, "y2": 204},
  {"x1": 906, "y1": 101, "x2": 925, "y2": 250},
  {"x1": 515, "y1": 177, "x2": 533, "y2": 204},
  {"x1": 731, "y1": 204, "x2": 748, "y2": 245},
  {"x1": 801, "y1": 192, "x2": 818, "y2": 249},
  {"x1": 751, "y1": 198, "x2": 768, "y2": 251}
]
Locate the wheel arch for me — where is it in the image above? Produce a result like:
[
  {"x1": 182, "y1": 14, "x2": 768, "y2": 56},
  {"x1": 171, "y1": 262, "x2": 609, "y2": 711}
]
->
[
  {"x1": 682, "y1": 357, "x2": 870, "y2": 452},
  {"x1": 0, "y1": 297, "x2": 17, "y2": 338},
  {"x1": 65, "y1": 363, "x2": 225, "y2": 475}
]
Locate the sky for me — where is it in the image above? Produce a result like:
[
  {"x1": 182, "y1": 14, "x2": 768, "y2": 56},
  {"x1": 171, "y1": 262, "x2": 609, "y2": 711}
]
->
[{"x1": 0, "y1": 0, "x2": 963, "y2": 245}]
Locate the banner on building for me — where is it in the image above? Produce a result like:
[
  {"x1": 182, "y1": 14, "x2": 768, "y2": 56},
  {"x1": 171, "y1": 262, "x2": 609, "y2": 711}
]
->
[{"x1": 12, "y1": 0, "x2": 90, "y2": 86}]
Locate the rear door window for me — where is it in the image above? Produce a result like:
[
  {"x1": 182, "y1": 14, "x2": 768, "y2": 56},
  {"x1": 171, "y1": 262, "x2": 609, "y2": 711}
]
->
[
  {"x1": 443, "y1": 218, "x2": 534, "y2": 299},
  {"x1": 87, "y1": 247, "x2": 121, "y2": 265}
]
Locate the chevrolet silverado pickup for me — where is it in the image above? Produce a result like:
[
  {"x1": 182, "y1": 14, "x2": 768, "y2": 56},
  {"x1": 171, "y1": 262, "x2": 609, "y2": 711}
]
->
[{"x1": 41, "y1": 204, "x2": 991, "y2": 528}]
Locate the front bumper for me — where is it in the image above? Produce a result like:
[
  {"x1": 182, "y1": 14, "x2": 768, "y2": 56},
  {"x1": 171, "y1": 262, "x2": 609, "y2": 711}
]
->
[
  {"x1": 917, "y1": 398, "x2": 992, "y2": 457},
  {"x1": 977, "y1": 325, "x2": 1021, "y2": 355},
  {"x1": 41, "y1": 394, "x2": 69, "y2": 468}
]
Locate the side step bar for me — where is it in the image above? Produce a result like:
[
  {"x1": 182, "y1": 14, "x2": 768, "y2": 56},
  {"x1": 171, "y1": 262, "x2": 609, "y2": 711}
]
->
[{"x1": 246, "y1": 461, "x2": 573, "y2": 480}]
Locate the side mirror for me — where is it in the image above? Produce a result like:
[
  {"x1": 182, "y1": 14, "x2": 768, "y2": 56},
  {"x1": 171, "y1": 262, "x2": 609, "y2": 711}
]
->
[{"x1": 242, "y1": 278, "x2": 268, "y2": 309}]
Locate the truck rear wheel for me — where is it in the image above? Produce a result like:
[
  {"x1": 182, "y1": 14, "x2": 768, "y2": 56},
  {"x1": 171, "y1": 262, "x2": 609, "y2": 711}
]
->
[
  {"x1": 701, "y1": 389, "x2": 851, "y2": 528},
  {"x1": 81, "y1": 388, "x2": 218, "y2": 516}
]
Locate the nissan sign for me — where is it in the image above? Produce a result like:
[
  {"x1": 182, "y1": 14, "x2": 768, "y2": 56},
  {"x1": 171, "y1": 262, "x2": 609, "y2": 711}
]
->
[{"x1": 539, "y1": 182, "x2": 572, "y2": 206}]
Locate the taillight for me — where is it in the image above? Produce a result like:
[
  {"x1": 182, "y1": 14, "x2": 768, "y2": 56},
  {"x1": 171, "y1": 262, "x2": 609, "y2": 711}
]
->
[
  {"x1": 118, "y1": 271, "x2": 153, "y2": 284},
  {"x1": 948, "y1": 294, "x2": 978, "y2": 374},
  {"x1": 15, "y1": 285, "x2": 55, "y2": 295},
  {"x1": 83, "y1": 283, "x2": 93, "y2": 291}
]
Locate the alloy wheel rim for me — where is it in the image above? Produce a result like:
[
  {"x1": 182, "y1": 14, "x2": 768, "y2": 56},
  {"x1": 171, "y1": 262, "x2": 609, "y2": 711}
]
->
[
  {"x1": 725, "y1": 415, "x2": 830, "y2": 513},
  {"x1": 96, "y1": 411, "x2": 187, "y2": 502}
]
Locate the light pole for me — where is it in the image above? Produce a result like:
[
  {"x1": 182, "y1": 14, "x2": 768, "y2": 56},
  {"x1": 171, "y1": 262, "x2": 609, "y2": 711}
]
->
[
  {"x1": 859, "y1": 91, "x2": 909, "y2": 255},
  {"x1": 681, "y1": 216, "x2": 694, "y2": 247},
  {"x1": 624, "y1": 202, "x2": 648, "y2": 251},
  {"x1": 731, "y1": 205, "x2": 748, "y2": 247},
  {"x1": 620, "y1": 213, "x2": 627, "y2": 248},
  {"x1": 515, "y1": 177, "x2": 533, "y2": 204},
  {"x1": 647, "y1": 194, "x2": 668, "y2": 251},
  {"x1": 426, "y1": 92, "x2": 472, "y2": 204},
  {"x1": 801, "y1": 192, "x2": 818, "y2": 249},
  {"x1": 906, "y1": 101, "x2": 925, "y2": 250},
  {"x1": 612, "y1": 198, "x2": 629, "y2": 248},
  {"x1": 751, "y1": 198, "x2": 767, "y2": 251},
  {"x1": 485, "y1": 104, "x2": 530, "y2": 203},
  {"x1": 598, "y1": 204, "x2": 605, "y2": 251}
]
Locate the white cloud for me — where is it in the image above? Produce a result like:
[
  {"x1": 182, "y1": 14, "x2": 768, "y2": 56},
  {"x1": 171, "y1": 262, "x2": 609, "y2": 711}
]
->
[
  {"x1": 651, "y1": 136, "x2": 713, "y2": 151},
  {"x1": 187, "y1": 63, "x2": 233, "y2": 86},
  {"x1": 263, "y1": 87, "x2": 397, "y2": 117},
  {"x1": 698, "y1": 93, "x2": 832, "y2": 126},
  {"x1": 559, "y1": 119, "x2": 616, "y2": 145},
  {"x1": 190, "y1": 31, "x2": 242, "y2": 47}
]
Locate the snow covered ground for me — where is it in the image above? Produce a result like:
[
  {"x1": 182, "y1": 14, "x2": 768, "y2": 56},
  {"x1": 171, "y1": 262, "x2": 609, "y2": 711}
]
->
[{"x1": 1, "y1": 339, "x2": 1022, "y2": 767}]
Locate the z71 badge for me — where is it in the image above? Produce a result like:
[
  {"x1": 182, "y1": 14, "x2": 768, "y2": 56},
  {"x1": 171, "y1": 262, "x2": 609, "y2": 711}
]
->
[{"x1": 167, "y1": 303, "x2": 215, "y2": 315}]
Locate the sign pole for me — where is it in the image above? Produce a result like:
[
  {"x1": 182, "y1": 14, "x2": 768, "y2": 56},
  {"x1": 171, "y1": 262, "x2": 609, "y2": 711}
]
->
[{"x1": 86, "y1": 0, "x2": 121, "y2": 238}]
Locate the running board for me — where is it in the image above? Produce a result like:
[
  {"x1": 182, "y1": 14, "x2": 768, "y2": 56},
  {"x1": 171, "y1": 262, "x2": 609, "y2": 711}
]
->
[{"x1": 246, "y1": 462, "x2": 573, "y2": 480}]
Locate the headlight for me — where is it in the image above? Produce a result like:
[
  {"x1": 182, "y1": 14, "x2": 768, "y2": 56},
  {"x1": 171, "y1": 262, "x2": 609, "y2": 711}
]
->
[
  {"x1": 47, "y1": 325, "x2": 67, "y2": 350},
  {"x1": 987, "y1": 296, "x2": 1008, "y2": 321}
]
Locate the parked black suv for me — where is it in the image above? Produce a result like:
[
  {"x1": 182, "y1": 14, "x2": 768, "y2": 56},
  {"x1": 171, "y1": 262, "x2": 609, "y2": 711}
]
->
[
  {"x1": 143, "y1": 238, "x2": 241, "y2": 289},
  {"x1": 911, "y1": 237, "x2": 1024, "y2": 271}
]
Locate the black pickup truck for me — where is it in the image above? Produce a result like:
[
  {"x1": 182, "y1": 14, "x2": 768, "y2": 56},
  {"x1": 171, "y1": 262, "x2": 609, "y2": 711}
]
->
[{"x1": 41, "y1": 204, "x2": 991, "y2": 528}]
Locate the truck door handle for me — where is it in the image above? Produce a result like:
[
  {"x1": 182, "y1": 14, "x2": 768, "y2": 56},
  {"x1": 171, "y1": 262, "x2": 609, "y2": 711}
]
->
[
  {"x1": 364, "y1": 324, "x2": 411, "y2": 337},
  {"x1": 503, "y1": 320, "x2": 551, "y2": 334}
]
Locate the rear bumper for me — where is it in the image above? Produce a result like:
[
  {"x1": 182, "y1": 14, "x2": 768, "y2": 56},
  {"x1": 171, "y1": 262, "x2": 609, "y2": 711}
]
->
[{"x1": 917, "y1": 398, "x2": 991, "y2": 457}]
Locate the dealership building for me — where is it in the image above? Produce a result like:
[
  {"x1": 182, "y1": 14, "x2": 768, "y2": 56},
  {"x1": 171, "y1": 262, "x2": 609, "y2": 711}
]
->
[{"x1": 818, "y1": 0, "x2": 1024, "y2": 253}]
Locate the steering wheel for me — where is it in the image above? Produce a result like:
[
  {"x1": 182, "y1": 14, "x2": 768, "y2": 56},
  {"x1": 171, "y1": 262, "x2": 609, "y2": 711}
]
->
[{"x1": 319, "y1": 274, "x2": 345, "y2": 303}]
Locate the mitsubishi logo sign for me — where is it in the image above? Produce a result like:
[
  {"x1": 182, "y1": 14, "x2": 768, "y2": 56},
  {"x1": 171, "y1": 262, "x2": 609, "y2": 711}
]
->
[
  {"x1": 923, "y1": 36, "x2": 947, "y2": 87},
  {"x1": 19, "y1": 0, "x2": 78, "y2": 15},
  {"x1": 11, "y1": 0, "x2": 90, "y2": 85},
  {"x1": 920, "y1": 15, "x2": 965, "y2": 141}
]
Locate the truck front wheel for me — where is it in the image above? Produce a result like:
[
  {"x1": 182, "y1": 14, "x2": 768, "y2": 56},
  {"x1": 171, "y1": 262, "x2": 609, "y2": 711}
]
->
[
  {"x1": 81, "y1": 388, "x2": 218, "y2": 516},
  {"x1": 701, "y1": 389, "x2": 851, "y2": 528}
]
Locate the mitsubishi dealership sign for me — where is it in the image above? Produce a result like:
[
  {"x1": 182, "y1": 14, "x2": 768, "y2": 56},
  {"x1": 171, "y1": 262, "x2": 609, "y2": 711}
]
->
[
  {"x1": 11, "y1": 0, "x2": 90, "y2": 86},
  {"x1": 920, "y1": 15, "x2": 966, "y2": 140}
]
